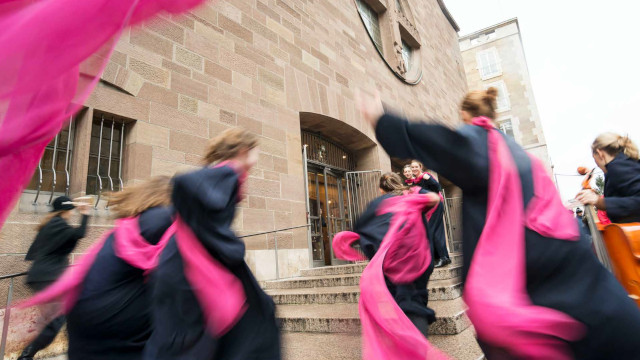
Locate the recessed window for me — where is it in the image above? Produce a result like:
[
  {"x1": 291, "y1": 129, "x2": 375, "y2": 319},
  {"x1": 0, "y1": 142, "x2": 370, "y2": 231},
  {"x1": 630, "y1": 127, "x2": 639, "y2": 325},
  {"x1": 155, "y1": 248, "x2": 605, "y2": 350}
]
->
[
  {"x1": 356, "y1": 0, "x2": 383, "y2": 54},
  {"x1": 401, "y1": 40, "x2": 412, "y2": 72},
  {"x1": 86, "y1": 115, "x2": 125, "y2": 195},
  {"x1": 26, "y1": 124, "x2": 75, "y2": 196},
  {"x1": 498, "y1": 119, "x2": 515, "y2": 138},
  {"x1": 476, "y1": 47, "x2": 501, "y2": 80},
  {"x1": 484, "y1": 80, "x2": 510, "y2": 112}
]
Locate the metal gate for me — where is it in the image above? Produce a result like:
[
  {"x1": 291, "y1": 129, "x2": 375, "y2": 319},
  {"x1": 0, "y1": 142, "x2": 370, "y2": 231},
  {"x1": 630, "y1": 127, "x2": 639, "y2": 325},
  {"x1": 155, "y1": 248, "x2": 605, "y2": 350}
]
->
[
  {"x1": 443, "y1": 194, "x2": 463, "y2": 253},
  {"x1": 345, "y1": 170, "x2": 382, "y2": 227}
]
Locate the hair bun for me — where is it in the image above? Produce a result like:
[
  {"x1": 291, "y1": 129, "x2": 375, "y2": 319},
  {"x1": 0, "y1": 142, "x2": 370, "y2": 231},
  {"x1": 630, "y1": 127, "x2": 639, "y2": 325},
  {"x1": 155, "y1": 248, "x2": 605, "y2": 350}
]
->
[{"x1": 485, "y1": 87, "x2": 498, "y2": 100}]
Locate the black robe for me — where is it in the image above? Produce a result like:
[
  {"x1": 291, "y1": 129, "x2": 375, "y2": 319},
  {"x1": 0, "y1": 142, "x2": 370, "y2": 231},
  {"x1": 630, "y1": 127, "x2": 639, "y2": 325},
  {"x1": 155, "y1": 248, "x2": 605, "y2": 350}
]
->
[
  {"x1": 66, "y1": 207, "x2": 173, "y2": 360},
  {"x1": 413, "y1": 176, "x2": 449, "y2": 260},
  {"x1": 144, "y1": 166, "x2": 280, "y2": 360},
  {"x1": 603, "y1": 152, "x2": 640, "y2": 223},
  {"x1": 25, "y1": 214, "x2": 88, "y2": 289},
  {"x1": 354, "y1": 192, "x2": 436, "y2": 326},
  {"x1": 375, "y1": 113, "x2": 640, "y2": 359}
]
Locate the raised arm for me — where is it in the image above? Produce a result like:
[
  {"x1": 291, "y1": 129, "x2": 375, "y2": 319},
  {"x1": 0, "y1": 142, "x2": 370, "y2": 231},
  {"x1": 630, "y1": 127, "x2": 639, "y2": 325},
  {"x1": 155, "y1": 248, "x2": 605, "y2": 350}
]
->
[{"x1": 375, "y1": 113, "x2": 488, "y2": 191}]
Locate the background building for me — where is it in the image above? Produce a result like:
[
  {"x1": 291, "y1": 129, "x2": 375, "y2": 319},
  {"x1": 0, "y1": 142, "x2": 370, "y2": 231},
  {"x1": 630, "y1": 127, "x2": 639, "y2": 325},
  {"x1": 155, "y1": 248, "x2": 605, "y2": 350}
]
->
[{"x1": 459, "y1": 18, "x2": 551, "y2": 168}]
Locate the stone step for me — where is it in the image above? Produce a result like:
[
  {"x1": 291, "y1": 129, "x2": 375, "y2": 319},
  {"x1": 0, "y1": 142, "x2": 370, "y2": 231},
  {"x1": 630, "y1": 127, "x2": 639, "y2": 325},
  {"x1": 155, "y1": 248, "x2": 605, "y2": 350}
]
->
[
  {"x1": 268, "y1": 264, "x2": 462, "y2": 290},
  {"x1": 298, "y1": 254, "x2": 463, "y2": 278},
  {"x1": 282, "y1": 327, "x2": 483, "y2": 360},
  {"x1": 267, "y1": 278, "x2": 462, "y2": 305},
  {"x1": 277, "y1": 297, "x2": 470, "y2": 335}
]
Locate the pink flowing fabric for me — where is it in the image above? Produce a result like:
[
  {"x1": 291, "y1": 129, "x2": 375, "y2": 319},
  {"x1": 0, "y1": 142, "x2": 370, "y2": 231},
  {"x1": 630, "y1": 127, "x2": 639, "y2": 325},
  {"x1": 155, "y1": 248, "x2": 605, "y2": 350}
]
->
[
  {"x1": 19, "y1": 216, "x2": 174, "y2": 314},
  {"x1": 0, "y1": 0, "x2": 207, "y2": 229},
  {"x1": 333, "y1": 193, "x2": 449, "y2": 360},
  {"x1": 332, "y1": 231, "x2": 367, "y2": 262},
  {"x1": 463, "y1": 117, "x2": 584, "y2": 359},
  {"x1": 174, "y1": 216, "x2": 248, "y2": 338}
]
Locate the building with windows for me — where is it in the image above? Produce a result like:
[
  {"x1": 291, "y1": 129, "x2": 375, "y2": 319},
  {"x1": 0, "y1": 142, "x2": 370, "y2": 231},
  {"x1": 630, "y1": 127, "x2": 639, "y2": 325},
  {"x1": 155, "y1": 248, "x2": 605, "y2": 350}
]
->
[{"x1": 459, "y1": 18, "x2": 551, "y2": 168}]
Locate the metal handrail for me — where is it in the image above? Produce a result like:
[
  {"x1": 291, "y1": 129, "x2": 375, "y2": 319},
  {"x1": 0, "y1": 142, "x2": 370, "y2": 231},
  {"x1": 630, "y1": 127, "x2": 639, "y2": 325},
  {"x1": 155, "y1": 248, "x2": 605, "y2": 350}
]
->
[
  {"x1": 239, "y1": 224, "x2": 310, "y2": 280},
  {"x1": 105, "y1": 120, "x2": 115, "y2": 210},
  {"x1": 117, "y1": 122, "x2": 124, "y2": 191},
  {"x1": 47, "y1": 134, "x2": 59, "y2": 205},
  {"x1": 238, "y1": 224, "x2": 310, "y2": 238},
  {"x1": 94, "y1": 116, "x2": 104, "y2": 209},
  {"x1": 0, "y1": 272, "x2": 27, "y2": 358},
  {"x1": 32, "y1": 158, "x2": 43, "y2": 205},
  {"x1": 64, "y1": 118, "x2": 73, "y2": 196}
]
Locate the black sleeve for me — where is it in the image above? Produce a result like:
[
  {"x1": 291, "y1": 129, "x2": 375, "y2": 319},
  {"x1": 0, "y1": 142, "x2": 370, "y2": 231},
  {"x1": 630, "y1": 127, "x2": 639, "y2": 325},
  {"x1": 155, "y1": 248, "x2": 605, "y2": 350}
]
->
[
  {"x1": 41, "y1": 215, "x2": 88, "y2": 255},
  {"x1": 375, "y1": 113, "x2": 488, "y2": 191},
  {"x1": 604, "y1": 163, "x2": 640, "y2": 220}
]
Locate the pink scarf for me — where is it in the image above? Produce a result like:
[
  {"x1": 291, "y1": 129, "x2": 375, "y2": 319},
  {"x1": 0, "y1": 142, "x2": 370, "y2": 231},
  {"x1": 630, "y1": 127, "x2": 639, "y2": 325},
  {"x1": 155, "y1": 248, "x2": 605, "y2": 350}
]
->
[
  {"x1": 0, "y1": 0, "x2": 207, "y2": 229},
  {"x1": 463, "y1": 117, "x2": 584, "y2": 358},
  {"x1": 173, "y1": 160, "x2": 249, "y2": 337},
  {"x1": 19, "y1": 217, "x2": 174, "y2": 314},
  {"x1": 333, "y1": 193, "x2": 448, "y2": 359}
]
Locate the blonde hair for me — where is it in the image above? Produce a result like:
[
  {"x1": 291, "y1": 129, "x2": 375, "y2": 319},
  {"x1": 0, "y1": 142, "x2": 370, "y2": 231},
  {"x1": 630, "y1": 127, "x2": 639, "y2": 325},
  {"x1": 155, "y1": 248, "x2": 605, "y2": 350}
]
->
[
  {"x1": 410, "y1": 160, "x2": 423, "y2": 171},
  {"x1": 592, "y1": 132, "x2": 639, "y2": 161},
  {"x1": 203, "y1": 128, "x2": 259, "y2": 165},
  {"x1": 379, "y1": 172, "x2": 408, "y2": 196},
  {"x1": 461, "y1": 87, "x2": 498, "y2": 120},
  {"x1": 107, "y1": 176, "x2": 173, "y2": 219},
  {"x1": 37, "y1": 210, "x2": 69, "y2": 231}
]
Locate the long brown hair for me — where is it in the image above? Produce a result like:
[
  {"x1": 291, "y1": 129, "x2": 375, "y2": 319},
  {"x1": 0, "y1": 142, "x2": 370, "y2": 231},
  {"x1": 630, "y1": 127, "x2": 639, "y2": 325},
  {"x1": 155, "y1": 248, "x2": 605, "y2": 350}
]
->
[
  {"x1": 37, "y1": 210, "x2": 69, "y2": 231},
  {"x1": 379, "y1": 172, "x2": 408, "y2": 196},
  {"x1": 592, "y1": 132, "x2": 639, "y2": 161},
  {"x1": 203, "y1": 128, "x2": 259, "y2": 165},
  {"x1": 107, "y1": 176, "x2": 173, "y2": 219},
  {"x1": 461, "y1": 87, "x2": 498, "y2": 120}
]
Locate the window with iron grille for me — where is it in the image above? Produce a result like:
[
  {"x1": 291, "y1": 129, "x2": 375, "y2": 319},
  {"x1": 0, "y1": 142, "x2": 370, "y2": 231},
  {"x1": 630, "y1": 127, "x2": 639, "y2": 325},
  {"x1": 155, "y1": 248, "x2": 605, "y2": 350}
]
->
[
  {"x1": 356, "y1": 0, "x2": 383, "y2": 54},
  {"x1": 86, "y1": 115, "x2": 125, "y2": 195},
  {"x1": 26, "y1": 123, "x2": 75, "y2": 195},
  {"x1": 302, "y1": 131, "x2": 355, "y2": 171},
  {"x1": 498, "y1": 119, "x2": 515, "y2": 138}
]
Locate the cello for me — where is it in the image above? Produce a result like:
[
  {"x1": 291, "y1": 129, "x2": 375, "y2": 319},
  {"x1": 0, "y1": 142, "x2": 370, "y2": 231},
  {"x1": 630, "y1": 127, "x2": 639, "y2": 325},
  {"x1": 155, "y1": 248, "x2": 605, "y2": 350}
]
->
[{"x1": 579, "y1": 167, "x2": 640, "y2": 307}]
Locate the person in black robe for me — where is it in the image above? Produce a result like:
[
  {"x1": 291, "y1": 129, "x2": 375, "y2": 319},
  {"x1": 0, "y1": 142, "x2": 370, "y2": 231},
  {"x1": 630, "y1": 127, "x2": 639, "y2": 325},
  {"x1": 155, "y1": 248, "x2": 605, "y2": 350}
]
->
[
  {"x1": 577, "y1": 132, "x2": 640, "y2": 223},
  {"x1": 354, "y1": 172, "x2": 437, "y2": 337},
  {"x1": 356, "y1": 88, "x2": 640, "y2": 359},
  {"x1": 18, "y1": 196, "x2": 90, "y2": 360},
  {"x1": 409, "y1": 160, "x2": 451, "y2": 267},
  {"x1": 65, "y1": 176, "x2": 174, "y2": 360},
  {"x1": 144, "y1": 128, "x2": 280, "y2": 360}
]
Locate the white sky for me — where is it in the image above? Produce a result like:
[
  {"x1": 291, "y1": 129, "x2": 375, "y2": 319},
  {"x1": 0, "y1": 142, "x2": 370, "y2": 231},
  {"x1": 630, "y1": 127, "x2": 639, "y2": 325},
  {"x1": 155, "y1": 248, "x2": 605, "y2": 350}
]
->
[{"x1": 443, "y1": 0, "x2": 640, "y2": 201}]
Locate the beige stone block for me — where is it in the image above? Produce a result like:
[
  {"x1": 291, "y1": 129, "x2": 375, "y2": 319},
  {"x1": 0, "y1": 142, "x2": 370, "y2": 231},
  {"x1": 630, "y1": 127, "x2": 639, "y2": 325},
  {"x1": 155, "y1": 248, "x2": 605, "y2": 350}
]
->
[
  {"x1": 169, "y1": 131, "x2": 209, "y2": 155},
  {"x1": 219, "y1": 109, "x2": 237, "y2": 126},
  {"x1": 129, "y1": 121, "x2": 170, "y2": 148},
  {"x1": 263, "y1": 170, "x2": 280, "y2": 181},
  {"x1": 137, "y1": 82, "x2": 179, "y2": 108},
  {"x1": 110, "y1": 67, "x2": 145, "y2": 96},
  {"x1": 153, "y1": 146, "x2": 185, "y2": 163},
  {"x1": 218, "y1": 14, "x2": 253, "y2": 43},
  {"x1": 151, "y1": 158, "x2": 196, "y2": 177},
  {"x1": 245, "y1": 178, "x2": 280, "y2": 198},
  {"x1": 129, "y1": 58, "x2": 170, "y2": 86},
  {"x1": 241, "y1": 14, "x2": 278, "y2": 44},
  {"x1": 86, "y1": 84, "x2": 150, "y2": 121},
  {"x1": 212, "y1": 1, "x2": 243, "y2": 23},
  {"x1": 185, "y1": 153, "x2": 204, "y2": 166},
  {"x1": 150, "y1": 102, "x2": 208, "y2": 136},
  {"x1": 266, "y1": 18, "x2": 293, "y2": 43},
  {"x1": 280, "y1": 173, "x2": 304, "y2": 201},
  {"x1": 198, "y1": 101, "x2": 220, "y2": 121},
  {"x1": 101, "y1": 62, "x2": 119, "y2": 84},
  {"x1": 204, "y1": 60, "x2": 233, "y2": 84},
  {"x1": 130, "y1": 29, "x2": 174, "y2": 59},
  {"x1": 257, "y1": 153, "x2": 274, "y2": 170},
  {"x1": 194, "y1": 22, "x2": 235, "y2": 52},
  {"x1": 124, "y1": 143, "x2": 153, "y2": 180},
  {"x1": 249, "y1": 196, "x2": 266, "y2": 209},
  {"x1": 185, "y1": 30, "x2": 220, "y2": 62},
  {"x1": 145, "y1": 16, "x2": 185, "y2": 44},
  {"x1": 259, "y1": 68, "x2": 284, "y2": 91},
  {"x1": 209, "y1": 120, "x2": 232, "y2": 138},
  {"x1": 274, "y1": 211, "x2": 293, "y2": 229},
  {"x1": 170, "y1": 72, "x2": 208, "y2": 101},
  {"x1": 302, "y1": 50, "x2": 320, "y2": 71},
  {"x1": 219, "y1": 47, "x2": 257, "y2": 78},
  {"x1": 261, "y1": 85, "x2": 286, "y2": 107},
  {"x1": 175, "y1": 47, "x2": 204, "y2": 71},
  {"x1": 253, "y1": 250, "x2": 277, "y2": 280},
  {"x1": 266, "y1": 198, "x2": 292, "y2": 212},
  {"x1": 179, "y1": 95, "x2": 199, "y2": 114},
  {"x1": 273, "y1": 156, "x2": 288, "y2": 174},
  {"x1": 243, "y1": 208, "x2": 274, "y2": 232},
  {"x1": 259, "y1": 136, "x2": 286, "y2": 157},
  {"x1": 162, "y1": 59, "x2": 191, "y2": 76},
  {"x1": 233, "y1": 72, "x2": 253, "y2": 93},
  {"x1": 237, "y1": 115, "x2": 262, "y2": 135}
]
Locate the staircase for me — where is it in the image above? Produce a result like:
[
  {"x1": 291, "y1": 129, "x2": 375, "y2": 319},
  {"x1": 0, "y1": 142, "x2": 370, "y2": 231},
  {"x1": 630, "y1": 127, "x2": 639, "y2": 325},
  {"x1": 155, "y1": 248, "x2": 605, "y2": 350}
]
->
[{"x1": 265, "y1": 257, "x2": 484, "y2": 360}]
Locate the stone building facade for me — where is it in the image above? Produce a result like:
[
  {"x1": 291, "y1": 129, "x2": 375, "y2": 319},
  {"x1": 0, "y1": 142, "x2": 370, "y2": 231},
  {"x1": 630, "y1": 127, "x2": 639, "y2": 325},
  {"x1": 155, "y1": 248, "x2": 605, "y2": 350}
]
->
[
  {"x1": 459, "y1": 18, "x2": 551, "y2": 168},
  {"x1": 2, "y1": 0, "x2": 467, "y2": 284}
]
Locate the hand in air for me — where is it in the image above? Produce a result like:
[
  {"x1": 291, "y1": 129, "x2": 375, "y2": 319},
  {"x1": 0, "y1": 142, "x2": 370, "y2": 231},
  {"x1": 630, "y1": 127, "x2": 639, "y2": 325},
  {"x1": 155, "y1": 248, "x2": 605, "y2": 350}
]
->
[
  {"x1": 355, "y1": 89, "x2": 384, "y2": 129},
  {"x1": 576, "y1": 190, "x2": 599, "y2": 206}
]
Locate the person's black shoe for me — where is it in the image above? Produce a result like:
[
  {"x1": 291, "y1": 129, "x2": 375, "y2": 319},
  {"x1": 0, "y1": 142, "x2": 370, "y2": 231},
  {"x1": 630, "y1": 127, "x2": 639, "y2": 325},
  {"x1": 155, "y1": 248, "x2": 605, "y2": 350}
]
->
[
  {"x1": 17, "y1": 344, "x2": 37, "y2": 360},
  {"x1": 434, "y1": 259, "x2": 445, "y2": 268},
  {"x1": 442, "y1": 257, "x2": 452, "y2": 266}
]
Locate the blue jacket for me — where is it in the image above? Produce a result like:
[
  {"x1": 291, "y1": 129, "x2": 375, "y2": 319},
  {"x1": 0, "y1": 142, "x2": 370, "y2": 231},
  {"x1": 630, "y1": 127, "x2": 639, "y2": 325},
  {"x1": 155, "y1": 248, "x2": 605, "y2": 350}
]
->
[{"x1": 604, "y1": 153, "x2": 640, "y2": 223}]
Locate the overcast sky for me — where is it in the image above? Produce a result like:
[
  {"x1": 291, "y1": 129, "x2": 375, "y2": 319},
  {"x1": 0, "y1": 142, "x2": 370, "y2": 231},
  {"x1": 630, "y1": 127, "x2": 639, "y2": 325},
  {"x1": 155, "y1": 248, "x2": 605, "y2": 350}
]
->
[{"x1": 443, "y1": 0, "x2": 640, "y2": 201}]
